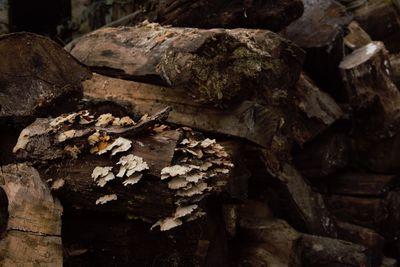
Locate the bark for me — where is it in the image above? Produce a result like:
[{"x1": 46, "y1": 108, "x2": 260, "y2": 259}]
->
[
  {"x1": 298, "y1": 234, "x2": 372, "y2": 267},
  {"x1": 293, "y1": 131, "x2": 350, "y2": 179},
  {"x1": 282, "y1": 0, "x2": 352, "y2": 100},
  {"x1": 67, "y1": 24, "x2": 305, "y2": 106},
  {"x1": 344, "y1": 21, "x2": 372, "y2": 50},
  {"x1": 83, "y1": 73, "x2": 343, "y2": 151},
  {"x1": 0, "y1": 33, "x2": 91, "y2": 119},
  {"x1": 0, "y1": 164, "x2": 63, "y2": 267},
  {"x1": 104, "y1": 0, "x2": 304, "y2": 32},
  {"x1": 389, "y1": 53, "x2": 400, "y2": 89},
  {"x1": 353, "y1": 0, "x2": 400, "y2": 53},
  {"x1": 340, "y1": 41, "x2": 400, "y2": 173},
  {"x1": 336, "y1": 221, "x2": 384, "y2": 267}
]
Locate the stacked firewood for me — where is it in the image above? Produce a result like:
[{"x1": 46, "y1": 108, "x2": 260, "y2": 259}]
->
[{"x1": 3, "y1": 0, "x2": 400, "y2": 266}]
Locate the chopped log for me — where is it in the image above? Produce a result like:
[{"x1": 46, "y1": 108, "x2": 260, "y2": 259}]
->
[
  {"x1": 0, "y1": 0, "x2": 8, "y2": 34},
  {"x1": 83, "y1": 73, "x2": 343, "y2": 150},
  {"x1": 68, "y1": 24, "x2": 305, "y2": 105},
  {"x1": 381, "y1": 257, "x2": 398, "y2": 267},
  {"x1": 0, "y1": 33, "x2": 91, "y2": 118},
  {"x1": 389, "y1": 53, "x2": 400, "y2": 88},
  {"x1": 298, "y1": 234, "x2": 372, "y2": 267},
  {"x1": 13, "y1": 108, "x2": 235, "y2": 227},
  {"x1": 324, "y1": 183, "x2": 400, "y2": 251},
  {"x1": 237, "y1": 218, "x2": 302, "y2": 266},
  {"x1": 62, "y1": 199, "x2": 229, "y2": 267},
  {"x1": 293, "y1": 131, "x2": 350, "y2": 178},
  {"x1": 336, "y1": 220, "x2": 384, "y2": 267},
  {"x1": 0, "y1": 164, "x2": 63, "y2": 267},
  {"x1": 353, "y1": 0, "x2": 400, "y2": 53},
  {"x1": 344, "y1": 21, "x2": 372, "y2": 50},
  {"x1": 102, "y1": 0, "x2": 304, "y2": 32},
  {"x1": 282, "y1": 0, "x2": 352, "y2": 100},
  {"x1": 324, "y1": 172, "x2": 398, "y2": 197},
  {"x1": 253, "y1": 150, "x2": 338, "y2": 237},
  {"x1": 339, "y1": 41, "x2": 400, "y2": 173},
  {"x1": 236, "y1": 207, "x2": 370, "y2": 267}
]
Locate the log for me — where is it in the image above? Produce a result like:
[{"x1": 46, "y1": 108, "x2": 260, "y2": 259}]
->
[
  {"x1": 246, "y1": 146, "x2": 337, "y2": 237},
  {"x1": 381, "y1": 257, "x2": 398, "y2": 267},
  {"x1": 344, "y1": 21, "x2": 372, "y2": 50},
  {"x1": 0, "y1": 33, "x2": 91, "y2": 119},
  {"x1": 101, "y1": 0, "x2": 304, "y2": 32},
  {"x1": 389, "y1": 53, "x2": 400, "y2": 88},
  {"x1": 237, "y1": 218, "x2": 302, "y2": 266},
  {"x1": 339, "y1": 41, "x2": 400, "y2": 173},
  {"x1": 83, "y1": 73, "x2": 343, "y2": 150},
  {"x1": 282, "y1": 0, "x2": 352, "y2": 100},
  {"x1": 62, "y1": 198, "x2": 230, "y2": 267},
  {"x1": 324, "y1": 172, "x2": 398, "y2": 197},
  {"x1": 235, "y1": 207, "x2": 371, "y2": 267},
  {"x1": 324, "y1": 182, "x2": 400, "y2": 251},
  {"x1": 336, "y1": 220, "x2": 384, "y2": 267},
  {"x1": 298, "y1": 234, "x2": 372, "y2": 267},
  {"x1": 67, "y1": 24, "x2": 305, "y2": 105},
  {"x1": 0, "y1": 0, "x2": 8, "y2": 34},
  {"x1": 0, "y1": 164, "x2": 63, "y2": 267},
  {"x1": 353, "y1": 0, "x2": 400, "y2": 53},
  {"x1": 13, "y1": 107, "x2": 235, "y2": 227},
  {"x1": 293, "y1": 131, "x2": 350, "y2": 179}
]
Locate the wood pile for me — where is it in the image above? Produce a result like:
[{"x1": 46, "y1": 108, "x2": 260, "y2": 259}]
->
[{"x1": 3, "y1": 0, "x2": 400, "y2": 266}]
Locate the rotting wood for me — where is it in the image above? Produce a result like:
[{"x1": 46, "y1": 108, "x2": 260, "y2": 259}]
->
[
  {"x1": 340, "y1": 41, "x2": 400, "y2": 173},
  {"x1": 0, "y1": 33, "x2": 91, "y2": 119},
  {"x1": 67, "y1": 23, "x2": 305, "y2": 106},
  {"x1": 0, "y1": 163, "x2": 63, "y2": 267}
]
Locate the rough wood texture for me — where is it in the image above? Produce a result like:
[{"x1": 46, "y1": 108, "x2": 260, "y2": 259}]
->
[
  {"x1": 83, "y1": 73, "x2": 343, "y2": 151},
  {"x1": 293, "y1": 131, "x2": 350, "y2": 179},
  {"x1": 282, "y1": 0, "x2": 352, "y2": 100},
  {"x1": 0, "y1": 164, "x2": 63, "y2": 267},
  {"x1": 353, "y1": 0, "x2": 400, "y2": 53},
  {"x1": 389, "y1": 53, "x2": 400, "y2": 89},
  {"x1": 42, "y1": 130, "x2": 181, "y2": 218},
  {"x1": 299, "y1": 234, "x2": 372, "y2": 267},
  {"x1": 107, "y1": 0, "x2": 304, "y2": 32},
  {"x1": 340, "y1": 41, "x2": 400, "y2": 173},
  {"x1": 0, "y1": 33, "x2": 91, "y2": 118},
  {"x1": 336, "y1": 220, "x2": 384, "y2": 267},
  {"x1": 344, "y1": 21, "x2": 372, "y2": 50},
  {"x1": 68, "y1": 24, "x2": 305, "y2": 105}
]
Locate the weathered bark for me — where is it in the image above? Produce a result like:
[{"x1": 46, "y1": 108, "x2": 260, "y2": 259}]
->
[
  {"x1": 344, "y1": 21, "x2": 372, "y2": 50},
  {"x1": 0, "y1": 164, "x2": 63, "y2": 267},
  {"x1": 340, "y1": 41, "x2": 400, "y2": 173},
  {"x1": 282, "y1": 0, "x2": 352, "y2": 100},
  {"x1": 336, "y1": 221, "x2": 384, "y2": 267},
  {"x1": 68, "y1": 24, "x2": 305, "y2": 105},
  {"x1": 13, "y1": 108, "x2": 235, "y2": 224},
  {"x1": 104, "y1": 0, "x2": 304, "y2": 32},
  {"x1": 83, "y1": 73, "x2": 343, "y2": 151},
  {"x1": 353, "y1": 0, "x2": 400, "y2": 53},
  {"x1": 0, "y1": 33, "x2": 91, "y2": 118}
]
